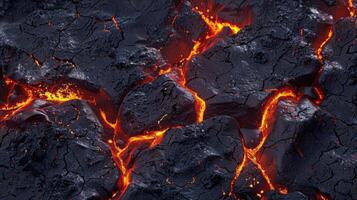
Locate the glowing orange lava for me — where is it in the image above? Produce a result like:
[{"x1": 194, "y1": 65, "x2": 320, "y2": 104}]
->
[
  {"x1": 229, "y1": 88, "x2": 301, "y2": 196},
  {"x1": 316, "y1": 26, "x2": 333, "y2": 62},
  {"x1": 112, "y1": 16, "x2": 121, "y2": 31},
  {"x1": 168, "y1": 2, "x2": 247, "y2": 123},
  {"x1": 348, "y1": 0, "x2": 356, "y2": 16},
  {"x1": 109, "y1": 128, "x2": 169, "y2": 198},
  {"x1": 316, "y1": 192, "x2": 330, "y2": 200}
]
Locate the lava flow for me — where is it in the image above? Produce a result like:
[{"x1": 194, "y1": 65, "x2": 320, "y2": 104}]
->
[
  {"x1": 348, "y1": 0, "x2": 356, "y2": 16},
  {"x1": 229, "y1": 88, "x2": 302, "y2": 198},
  {"x1": 109, "y1": 2, "x2": 250, "y2": 198},
  {"x1": 228, "y1": 1, "x2": 356, "y2": 199},
  {"x1": 159, "y1": 0, "x2": 250, "y2": 123},
  {"x1": 2, "y1": 0, "x2": 354, "y2": 199}
]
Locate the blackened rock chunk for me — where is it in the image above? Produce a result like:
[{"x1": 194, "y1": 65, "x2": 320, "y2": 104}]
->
[
  {"x1": 261, "y1": 99, "x2": 357, "y2": 199},
  {"x1": 187, "y1": 30, "x2": 318, "y2": 123},
  {"x1": 319, "y1": 18, "x2": 357, "y2": 126},
  {"x1": 0, "y1": 100, "x2": 118, "y2": 200},
  {"x1": 240, "y1": 128, "x2": 262, "y2": 149},
  {"x1": 121, "y1": 116, "x2": 244, "y2": 200},
  {"x1": 266, "y1": 191, "x2": 308, "y2": 200},
  {"x1": 120, "y1": 75, "x2": 196, "y2": 136},
  {"x1": 0, "y1": 0, "x2": 176, "y2": 100}
]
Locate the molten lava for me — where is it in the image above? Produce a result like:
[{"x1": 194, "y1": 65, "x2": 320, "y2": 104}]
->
[
  {"x1": 315, "y1": 26, "x2": 333, "y2": 62},
  {"x1": 348, "y1": 0, "x2": 356, "y2": 16},
  {"x1": 229, "y1": 88, "x2": 301, "y2": 197},
  {"x1": 2, "y1": 0, "x2": 352, "y2": 199}
]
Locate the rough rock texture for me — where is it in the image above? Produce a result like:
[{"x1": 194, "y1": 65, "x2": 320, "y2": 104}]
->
[
  {"x1": 120, "y1": 75, "x2": 196, "y2": 136},
  {"x1": 186, "y1": 0, "x2": 323, "y2": 125},
  {"x1": 319, "y1": 18, "x2": 357, "y2": 126},
  {"x1": 0, "y1": 0, "x2": 356, "y2": 200},
  {"x1": 266, "y1": 191, "x2": 308, "y2": 200},
  {"x1": 260, "y1": 100, "x2": 357, "y2": 199},
  {"x1": 121, "y1": 116, "x2": 243, "y2": 200},
  {"x1": 0, "y1": 100, "x2": 118, "y2": 200},
  {"x1": 0, "y1": 0, "x2": 176, "y2": 100}
]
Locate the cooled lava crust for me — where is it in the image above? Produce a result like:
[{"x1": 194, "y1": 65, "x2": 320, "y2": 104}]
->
[{"x1": 0, "y1": 0, "x2": 356, "y2": 200}]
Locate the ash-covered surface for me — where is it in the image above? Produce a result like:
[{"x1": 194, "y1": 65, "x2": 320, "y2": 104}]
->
[{"x1": 0, "y1": 0, "x2": 356, "y2": 200}]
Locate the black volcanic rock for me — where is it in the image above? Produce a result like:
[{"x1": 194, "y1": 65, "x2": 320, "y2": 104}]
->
[
  {"x1": 240, "y1": 128, "x2": 262, "y2": 149},
  {"x1": 120, "y1": 75, "x2": 196, "y2": 136},
  {"x1": 0, "y1": 100, "x2": 118, "y2": 200},
  {"x1": 319, "y1": 18, "x2": 357, "y2": 126},
  {"x1": 0, "y1": 0, "x2": 356, "y2": 199},
  {"x1": 121, "y1": 116, "x2": 243, "y2": 200},
  {"x1": 266, "y1": 191, "x2": 308, "y2": 200},
  {"x1": 186, "y1": 0, "x2": 325, "y2": 125},
  {"x1": 0, "y1": 0, "x2": 177, "y2": 100},
  {"x1": 260, "y1": 98, "x2": 357, "y2": 199}
]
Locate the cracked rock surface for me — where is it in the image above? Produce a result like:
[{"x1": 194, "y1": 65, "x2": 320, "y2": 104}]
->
[
  {"x1": 0, "y1": 0, "x2": 356, "y2": 200},
  {"x1": 120, "y1": 75, "x2": 196, "y2": 136},
  {"x1": 0, "y1": 100, "x2": 118, "y2": 200},
  {"x1": 121, "y1": 116, "x2": 243, "y2": 200}
]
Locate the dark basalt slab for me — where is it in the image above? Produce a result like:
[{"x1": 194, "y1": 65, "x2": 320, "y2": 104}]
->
[
  {"x1": 266, "y1": 191, "x2": 308, "y2": 200},
  {"x1": 0, "y1": 0, "x2": 356, "y2": 199},
  {"x1": 119, "y1": 75, "x2": 196, "y2": 136},
  {"x1": 319, "y1": 18, "x2": 357, "y2": 126},
  {"x1": 260, "y1": 98, "x2": 357, "y2": 199},
  {"x1": 0, "y1": 100, "x2": 118, "y2": 200},
  {"x1": 0, "y1": 0, "x2": 177, "y2": 100},
  {"x1": 185, "y1": 0, "x2": 327, "y2": 126},
  {"x1": 121, "y1": 116, "x2": 244, "y2": 200}
]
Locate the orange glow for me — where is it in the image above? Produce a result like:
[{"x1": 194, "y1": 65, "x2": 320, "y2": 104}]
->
[
  {"x1": 255, "y1": 88, "x2": 300, "y2": 153},
  {"x1": 278, "y1": 187, "x2": 288, "y2": 195},
  {"x1": 186, "y1": 40, "x2": 202, "y2": 62},
  {"x1": 1, "y1": 1, "x2": 250, "y2": 199},
  {"x1": 313, "y1": 86, "x2": 325, "y2": 105},
  {"x1": 316, "y1": 192, "x2": 330, "y2": 200},
  {"x1": 100, "y1": 109, "x2": 116, "y2": 129},
  {"x1": 192, "y1": 91, "x2": 206, "y2": 123},
  {"x1": 195, "y1": 7, "x2": 241, "y2": 35},
  {"x1": 170, "y1": 3, "x2": 248, "y2": 124},
  {"x1": 184, "y1": 6, "x2": 242, "y2": 62},
  {"x1": 248, "y1": 153, "x2": 275, "y2": 190},
  {"x1": 0, "y1": 93, "x2": 34, "y2": 122},
  {"x1": 348, "y1": 0, "x2": 356, "y2": 16},
  {"x1": 229, "y1": 151, "x2": 247, "y2": 197},
  {"x1": 109, "y1": 128, "x2": 169, "y2": 198},
  {"x1": 29, "y1": 54, "x2": 42, "y2": 66},
  {"x1": 316, "y1": 26, "x2": 333, "y2": 62},
  {"x1": 229, "y1": 88, "x2": 301, "y2": 196},
  {"x1": 112, "y1": 16, "x2": 121, "y2": 31},
  {"x1": 39, "y1": 84, "x2": 89, "y2": 102},
  {"x1": 158, "y1": 66, "x2": 172, "y2": 75}
]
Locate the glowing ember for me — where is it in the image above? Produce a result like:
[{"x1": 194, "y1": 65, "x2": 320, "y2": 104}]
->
[
  {"x1": 229, "y1": 88, "x2": 301, "y2": 196},
  {"x1": 112, "y1": 16, "x2": 121, "y2": 31},
  {"x1": 109, "y1": 128, "x2": 169, "y2": 198},
  {"x1": 348, "y1": 0, "x2": 356, "y2": 16},
  {"x1": 316, "y1": 26, "x2": 333, "y2": 62},
  {"x1": 3, "y1": 0, "x2": 351, "y2": 199}
]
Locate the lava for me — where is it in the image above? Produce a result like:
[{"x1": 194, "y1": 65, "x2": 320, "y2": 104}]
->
[
  {"x1": 0, "y1": 1, "x2": 250, "y2": 199},
  {"x1": 229, "y1": 88, "x2": 302, "y2": 197},
  {"x1": 111, "y1": 16, "x2": 121, "y2": 31},
  {"x1": 228, "y1": 1, "x2": 356, "y2": 197},
  {"x1": 163, "y1": 1, "x2": 248, "y2": 123},
  {"x1": 316, "y1": 192, "x2": 330, "y2": 200},
  {"x1": 108, "y1": 128, "x2": 170, "y2": 199},
  {"x1": 348, "y1": 0, "x2": 356, "y2": 16},
  {"x1": 2, "y1": 0, "x2": 351, "y2": 199},
  {"x1": 107, "y1": 1, "x2": 251, "y2": 194},
  {"x1": 316, "y1": 26, "x2": 333, "y2": 62}
]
